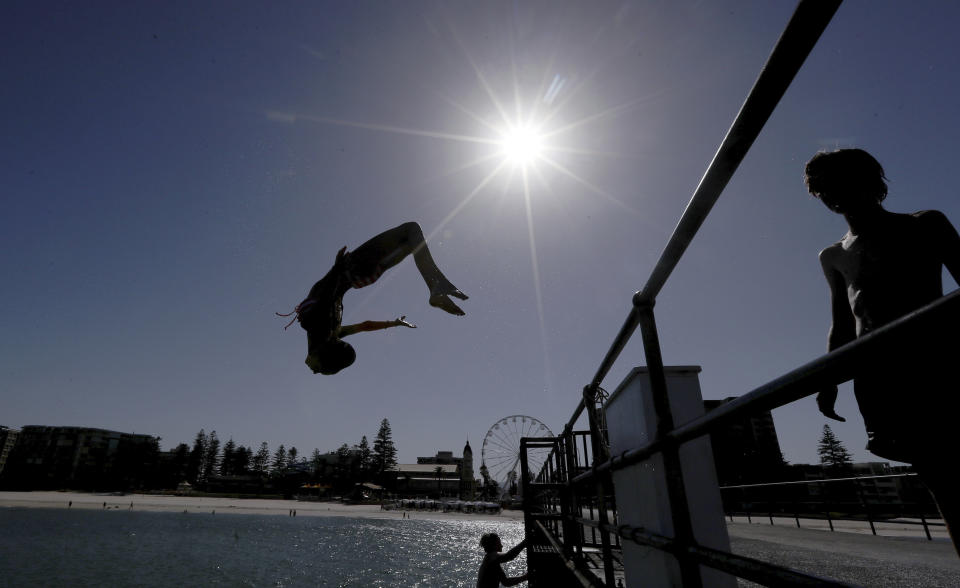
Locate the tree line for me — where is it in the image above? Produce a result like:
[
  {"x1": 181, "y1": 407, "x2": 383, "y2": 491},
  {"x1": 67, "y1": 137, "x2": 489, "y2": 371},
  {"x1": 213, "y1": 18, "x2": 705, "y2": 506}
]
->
[
  {"x1": 157, "y1": 418, "x2": 398, "y2": 493},
  {"x1": 0, "y1": 418, "x2": 402, "y2": 494}
]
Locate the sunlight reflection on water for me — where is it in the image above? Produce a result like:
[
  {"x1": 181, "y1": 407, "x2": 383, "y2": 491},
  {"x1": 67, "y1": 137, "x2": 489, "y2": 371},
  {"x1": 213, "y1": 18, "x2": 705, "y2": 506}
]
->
[{"x1": 0, "y1": 508, "x2": 524, "y2": 587}]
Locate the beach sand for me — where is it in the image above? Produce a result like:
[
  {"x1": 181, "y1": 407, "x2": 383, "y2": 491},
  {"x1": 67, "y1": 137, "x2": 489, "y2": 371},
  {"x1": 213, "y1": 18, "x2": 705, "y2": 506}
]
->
[{"x1": 0, "y1": 491, "x2": 524, "y2": 522}]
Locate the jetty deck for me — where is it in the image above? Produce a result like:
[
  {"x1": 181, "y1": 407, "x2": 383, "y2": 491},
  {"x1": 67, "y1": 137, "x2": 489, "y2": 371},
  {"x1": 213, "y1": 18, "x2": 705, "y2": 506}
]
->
[
  {"x1": 728, "y1": 521, "x2": 960, "y2": 587},
  {"x1": 526, "y1": 519, "x2": 959, "y2": 587}
]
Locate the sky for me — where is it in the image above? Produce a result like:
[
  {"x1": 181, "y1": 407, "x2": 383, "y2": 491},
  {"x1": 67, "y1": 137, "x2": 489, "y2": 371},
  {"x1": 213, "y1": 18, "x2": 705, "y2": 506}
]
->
[{"x1": 3, "y1": 1, "x2": 959, "y2": 482}]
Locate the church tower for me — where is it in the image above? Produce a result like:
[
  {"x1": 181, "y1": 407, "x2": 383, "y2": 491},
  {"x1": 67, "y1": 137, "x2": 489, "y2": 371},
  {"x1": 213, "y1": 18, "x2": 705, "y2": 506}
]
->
[{"x1": 460, "y1": 440, "x2": 475, "y2": 499}]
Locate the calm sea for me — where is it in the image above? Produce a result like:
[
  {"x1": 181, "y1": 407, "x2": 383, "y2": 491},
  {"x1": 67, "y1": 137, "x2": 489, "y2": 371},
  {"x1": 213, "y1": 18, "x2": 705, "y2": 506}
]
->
[{"x1": 0, "y1": 508, "x2": 525, "y2": 587}]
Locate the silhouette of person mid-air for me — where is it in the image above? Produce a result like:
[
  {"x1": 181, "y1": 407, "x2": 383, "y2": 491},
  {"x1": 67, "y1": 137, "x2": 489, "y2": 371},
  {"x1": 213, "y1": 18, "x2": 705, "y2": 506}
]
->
[
  {"x1": 806, "y1": 148, "x2": 960, "y2": 554},
  {"x1": 477, "y1": 533, "x2": 528, "y2": 588},
  {"x1": 278, "y1": 222, "x2": 467, "y2": 374}
]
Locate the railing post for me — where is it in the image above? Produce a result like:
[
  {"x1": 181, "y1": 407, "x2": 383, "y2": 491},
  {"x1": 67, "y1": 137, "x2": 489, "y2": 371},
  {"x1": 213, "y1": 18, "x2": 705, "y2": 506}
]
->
[
  {"x1": 740, "y1": 488, "x2": 746, "y2": 524},
  {"x1": 519, "y1": 438, "x2": 535, "y2": 572},
  {"x1": 821, "y1": 481, "x2": 834, "y2": 532},
  {"x1": 554, "y1": 435, "x2": 571, "y2": 557},
  {"x1": 768, "y1": 486, "x2": 775, "y2": 526},
  {"x1": 562, "y1": 428, "x2": 584, "y2": 558},
  {"x1": 582, "y1": 433, "x2": 599, "y2": 548},
  {"x1": 636, "y1": 303, "x2": 704, "y2": 588},
  {"x1": 853, "y1": 479, "x2": 876, "y2": 536},
  {"x1": 584, "y1": 385, "x2": 618, "y2": 587}
]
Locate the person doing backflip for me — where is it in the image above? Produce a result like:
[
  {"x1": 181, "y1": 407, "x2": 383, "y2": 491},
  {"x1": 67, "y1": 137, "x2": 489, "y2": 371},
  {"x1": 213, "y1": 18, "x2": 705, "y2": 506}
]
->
[
  {"x1": 805, "y1": 148, "x2": 960, "y2": 553},
  {"x1": 278, "y1": 222, "x2": 467, "y2": 375},
  {"x1": 477, "y1": 533, "x2": 528, "y2": 588}
]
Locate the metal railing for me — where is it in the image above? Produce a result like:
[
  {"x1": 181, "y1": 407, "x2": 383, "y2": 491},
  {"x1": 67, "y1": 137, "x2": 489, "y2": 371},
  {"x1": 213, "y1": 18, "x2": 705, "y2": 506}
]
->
[
  {"x1": 520, "y1": 433, "x2": 618, "y2": 587},
  {"x1": 720, "y1": 473, "x2": 945, "y2": 541},
  {"x1": 518, "y1": 0, "x2": 959, "y2": 585}
]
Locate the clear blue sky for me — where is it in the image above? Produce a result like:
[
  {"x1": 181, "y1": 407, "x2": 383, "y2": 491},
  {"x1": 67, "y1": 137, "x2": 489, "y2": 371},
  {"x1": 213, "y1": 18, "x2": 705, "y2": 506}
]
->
[{"x1": 3, "y1": 1, "x2": 958, "y2": 469}]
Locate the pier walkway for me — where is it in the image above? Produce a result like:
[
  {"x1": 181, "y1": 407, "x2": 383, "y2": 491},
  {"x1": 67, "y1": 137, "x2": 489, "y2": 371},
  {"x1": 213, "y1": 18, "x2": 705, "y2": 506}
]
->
[{"x1": 727, "y1": 521, "x2": 959, "y2": 587}]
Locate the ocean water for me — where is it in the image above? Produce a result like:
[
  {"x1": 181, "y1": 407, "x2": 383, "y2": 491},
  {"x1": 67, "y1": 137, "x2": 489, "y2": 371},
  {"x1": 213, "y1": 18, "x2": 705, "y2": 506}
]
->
[{"x1": 0, "y1": 508, "x2": 525, "y2": 587}]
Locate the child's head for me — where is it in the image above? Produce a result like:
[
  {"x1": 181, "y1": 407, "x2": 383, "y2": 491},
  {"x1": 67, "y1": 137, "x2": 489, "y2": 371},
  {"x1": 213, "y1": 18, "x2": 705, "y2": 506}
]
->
[
  {"x1": 804, "y1": 149, "x2": 888, "y2": 212},
  {"x1": 305, "y1": 339, "x2": 356, "y2": 374},
  {"x1": 479, "y1": 532, "x2": 502, "y2": 553}
]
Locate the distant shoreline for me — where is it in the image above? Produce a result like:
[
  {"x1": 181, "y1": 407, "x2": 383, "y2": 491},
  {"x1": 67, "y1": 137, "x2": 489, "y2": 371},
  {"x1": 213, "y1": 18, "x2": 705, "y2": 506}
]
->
[{"x1": 0, "y1": 491, "x2": 524, "y2": 522}]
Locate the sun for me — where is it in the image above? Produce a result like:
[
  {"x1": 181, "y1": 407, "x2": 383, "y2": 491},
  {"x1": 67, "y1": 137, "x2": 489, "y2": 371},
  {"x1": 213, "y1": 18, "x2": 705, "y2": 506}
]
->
[{"x1": 499, "y1": 123, "x2": 545, "y2": 167}]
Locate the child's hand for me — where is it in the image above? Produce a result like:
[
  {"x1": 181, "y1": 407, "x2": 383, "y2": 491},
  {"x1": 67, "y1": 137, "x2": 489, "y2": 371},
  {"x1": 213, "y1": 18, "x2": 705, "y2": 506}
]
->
[
  {"x1": 394, "y1": 316, "x2": 416, "y2": 328},
  {"x1": 816, "y1": 385, "x2": 846, "y2": 422}
]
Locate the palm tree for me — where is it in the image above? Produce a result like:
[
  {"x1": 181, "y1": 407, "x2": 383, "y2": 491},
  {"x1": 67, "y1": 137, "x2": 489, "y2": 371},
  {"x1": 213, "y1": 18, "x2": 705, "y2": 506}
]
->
[{"x1": 434, "y1": 466, "x2": 444, "y2": 498}]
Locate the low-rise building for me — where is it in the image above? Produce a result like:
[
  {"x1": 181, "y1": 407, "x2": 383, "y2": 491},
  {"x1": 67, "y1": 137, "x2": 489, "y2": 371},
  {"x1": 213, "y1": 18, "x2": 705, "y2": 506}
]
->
[
  {"x1": 0, "y1": 426, "x2": 19, "y2": 476},
  {"x1": 704, "y1": 397, "x2": 787, "y2": 485},
  {"x1": 392, "y1": 442, "x2": 476, "y2": 499},
  {"x1": 2, "y1": 425, "x2": 158, "y2": 490},
  {"x1": 392, "y1": 463, "x2": 461, "y2": 496}
]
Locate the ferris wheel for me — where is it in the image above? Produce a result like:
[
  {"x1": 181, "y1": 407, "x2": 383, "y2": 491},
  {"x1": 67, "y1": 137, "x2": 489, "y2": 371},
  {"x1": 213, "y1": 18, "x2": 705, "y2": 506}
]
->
[{"x1": 481, "y1": 415, "x2": 554, "y2": 495}]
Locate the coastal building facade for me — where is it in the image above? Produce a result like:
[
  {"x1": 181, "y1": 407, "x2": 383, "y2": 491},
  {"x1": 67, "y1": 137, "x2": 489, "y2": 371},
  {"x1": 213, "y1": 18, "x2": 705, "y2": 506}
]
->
[
  {"x1": 704, "y1": 397, "x2": 786, "y2": 485},
  {"x1": 392, "y1": 441, "x2": 476, "y2": 499},
  {"x1": 0, "y1": 426, "x2": 19, "y2": 476},
  {"x1": 1, "y1": 425, "x2": 159, "y2": 490}
]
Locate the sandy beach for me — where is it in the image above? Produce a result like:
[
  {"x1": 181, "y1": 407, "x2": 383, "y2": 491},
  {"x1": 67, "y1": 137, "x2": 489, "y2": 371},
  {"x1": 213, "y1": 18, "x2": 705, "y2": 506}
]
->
[{"x1": 0, "y1": 491, "x2": 524, "y2": 522}]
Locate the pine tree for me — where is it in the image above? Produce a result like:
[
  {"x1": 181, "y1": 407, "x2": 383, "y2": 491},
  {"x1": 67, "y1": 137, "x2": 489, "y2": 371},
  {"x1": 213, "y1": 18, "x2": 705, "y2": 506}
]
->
[
  {"x1": 287, "y1": 446, "x2": 299, "y2": 468},
  {"x1": 818, "y1": 424, "x2": 853, "y2": 473},
  {"x1": 253, "y1": 442, "x2": 270, "y2": 476},
  {"x1": 358, "y1": 436, "x2": 371, "y2": 480},
  {"x1": 272, "y1": 444, "x2": 287, "y2": 473},
  {"x1": 310, "y1": 448, "x2": 323, "y2": 479},
  {"x1": 171, "y1": 443, "x2": 190, "y2": 484},
  {"x1": 372, "y1": 418, "x2": 397, "y2": 483},
  {"x1": 220, "y1": 438, "x2": 237, "y2": 476},
  {"x1": 234, "y1": 446, "x2": 252, "y2": 475},
  {"x1": 187, "y1": 430, "x2": 207, "y2": 485},
  {"x1": 203, "y1": 431, "x2": 220, "y2": 482}
]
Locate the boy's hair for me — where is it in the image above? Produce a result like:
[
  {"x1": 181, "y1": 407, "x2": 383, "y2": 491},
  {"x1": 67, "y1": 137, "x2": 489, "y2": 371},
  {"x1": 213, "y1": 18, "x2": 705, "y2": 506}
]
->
[
  {"x1": 479, "y1": 532, "x2": 500, "y2": 552},
  {"x1": 804, "y1": 148, "x2": 888, "y2": 202},
  {"x1": 310, "y1": 340, "x2": 356, "y2": 375}
]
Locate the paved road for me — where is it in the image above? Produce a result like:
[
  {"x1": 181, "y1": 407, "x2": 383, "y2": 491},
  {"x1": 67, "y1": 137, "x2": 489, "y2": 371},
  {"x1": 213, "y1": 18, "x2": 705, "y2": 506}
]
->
[{"x1": 727, "y1": 521, "x2": 959, "y2": 587}]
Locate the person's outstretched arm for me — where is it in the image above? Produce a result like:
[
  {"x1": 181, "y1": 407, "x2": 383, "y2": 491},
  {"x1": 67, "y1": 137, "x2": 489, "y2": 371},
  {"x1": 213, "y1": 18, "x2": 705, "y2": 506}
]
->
[
  {"x1": 817, "y1": 248, "x2": 856, "y2": 422},
  {"x1": 338, "y1": 316, "x2": 416, "y2": 338},
  {"x1": 496, "y1": 538, "x2": 529, "y2": 564}
]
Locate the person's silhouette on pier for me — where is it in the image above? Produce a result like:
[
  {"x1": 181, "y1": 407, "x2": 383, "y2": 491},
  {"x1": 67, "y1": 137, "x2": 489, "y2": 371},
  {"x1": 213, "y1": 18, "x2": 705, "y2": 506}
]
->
[
  {"x1": 477, "y1": 533, "x2": 528, "y2": 587},
  {"x1": 806, "y1": 148, "x2": 960, "y2": 554},
  {"x1": 278, "y1": 222, "x2": 467, "y2": 374}
]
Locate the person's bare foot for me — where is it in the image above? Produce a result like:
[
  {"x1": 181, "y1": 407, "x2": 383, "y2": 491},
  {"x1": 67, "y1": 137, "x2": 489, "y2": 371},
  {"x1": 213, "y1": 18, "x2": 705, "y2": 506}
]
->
[
  {"x1": 429, "y1": 293, "x2": 466, "y2": 316},
  {"x1": 430, "y1": 282, "x2": 468, "y2": 300}
]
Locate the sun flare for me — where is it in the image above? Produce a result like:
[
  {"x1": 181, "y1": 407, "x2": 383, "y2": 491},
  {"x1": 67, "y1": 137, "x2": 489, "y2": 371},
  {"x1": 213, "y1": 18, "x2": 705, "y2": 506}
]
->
[
  {"x1": 499, "y1": 124, "x2": 545, "y2": 166},
  {"x1": 272, "y1": 41, "x2": 639, "y2": 398}
]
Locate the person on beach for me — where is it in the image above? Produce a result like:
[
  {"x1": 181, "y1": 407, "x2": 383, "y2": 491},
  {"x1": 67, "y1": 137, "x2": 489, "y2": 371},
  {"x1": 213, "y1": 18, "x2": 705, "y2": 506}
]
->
[
  {"x1": 278, "y1": 222, "x2": 468, "y2": 374},
  {"x1": 477, "y1": 533, "x2": 528, "y2": 587},
  {"x1": 806, "y1": 148, "x2": 960, "y2": 553}
]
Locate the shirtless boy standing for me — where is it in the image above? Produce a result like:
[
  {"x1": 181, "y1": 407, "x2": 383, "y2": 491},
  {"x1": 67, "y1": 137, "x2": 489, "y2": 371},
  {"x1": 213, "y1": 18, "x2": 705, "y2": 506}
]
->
[
  {"x1": 806, "y1": 148, "x2": 960, "y2": 553},
  {"x1": 477, "y1": 533, "x2": 528, "y2": 587}
]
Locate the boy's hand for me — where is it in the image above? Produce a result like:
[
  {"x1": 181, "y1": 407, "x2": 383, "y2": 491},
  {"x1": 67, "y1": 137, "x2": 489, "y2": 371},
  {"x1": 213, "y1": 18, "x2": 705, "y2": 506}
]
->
[
  {"x1": 816, "y1": 385, "x2": 846, "y2": 422},
  {"x1": 394, "y1": 316, "x2": 416, "y2": 328}
]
